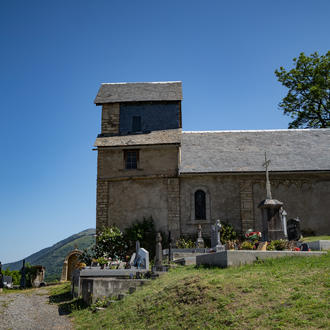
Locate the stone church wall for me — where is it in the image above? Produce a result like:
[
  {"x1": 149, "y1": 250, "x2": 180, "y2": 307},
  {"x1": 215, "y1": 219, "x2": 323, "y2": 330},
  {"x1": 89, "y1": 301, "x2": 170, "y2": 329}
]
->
[
  {"x1": 106, "y1": 178, "x2": 169, "y2": 233},
  {"x1": 97, "y1": 146, "x2": 179, "y2": 179},
  {"x1": 179, "y1": 175, "x2": 241, "y2": 237},
  {"x1": 253, "y1": 174, "x2": 330, "y2": 235},
  {"x1": 96, "y1": 145, "x2": 180, "y2": 232},
  {"x1": 179, "y1": 173, "x2": 330, "y2": 238}
]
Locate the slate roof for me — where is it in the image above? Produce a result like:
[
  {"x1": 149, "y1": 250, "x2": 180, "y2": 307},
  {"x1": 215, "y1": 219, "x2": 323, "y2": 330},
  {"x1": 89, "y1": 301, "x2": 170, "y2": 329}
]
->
[
  {"x1": 94, "y1": 82, "x2": 182, "y2": 104},
  {"x1": 180, "y1": 129, "x2": 330, "y2": 173},
  {"x1": 94, "y1": 129, "x2": 181, "y2": 147}
]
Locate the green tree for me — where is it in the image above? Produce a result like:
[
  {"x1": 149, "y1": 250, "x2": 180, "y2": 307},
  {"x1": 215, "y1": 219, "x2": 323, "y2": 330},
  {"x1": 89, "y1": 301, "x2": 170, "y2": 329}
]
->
[
  {"x1": 92, "y1": 226, "x2": 127, "y2": 260},
  {"x1": 275, "y1": 51, "x2": 330, "y2": 128}
]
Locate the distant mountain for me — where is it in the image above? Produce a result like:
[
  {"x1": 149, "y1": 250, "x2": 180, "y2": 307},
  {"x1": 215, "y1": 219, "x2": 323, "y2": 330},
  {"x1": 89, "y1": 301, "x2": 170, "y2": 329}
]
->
[{"x1": 3, "y1": 228, "x2": 96, "y2": 281}]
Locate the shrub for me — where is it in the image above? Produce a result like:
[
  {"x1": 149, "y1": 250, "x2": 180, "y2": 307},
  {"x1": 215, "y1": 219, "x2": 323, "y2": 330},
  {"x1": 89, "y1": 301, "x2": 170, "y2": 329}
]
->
[
  {"x1": 175, "y1": 237, "x2": 195, "y2": 249},
  {"x1": 240, "y1": 241, "x2": 254, "y2": 250},
  {"x1": 273, "y1": 239, "x2": 287, "y2": 251},
  {"x1": 266, "y1": 240, "x2": 288, "y2": 251},
  {"x1": 123, "y1": 217, "x2": 157, "y2": 259},
  {"x1": 266, "y1": 241, "x2": 276, "y2": 251},
  {"x1": 79, "y1": 248, "x2": 94, "y2": 266},
  {"x1": 96, "y1": 257, "x2": 108, "y2": 266},
  {"x1": 93, "y1": 226, "x2": 127, "y2": 260},
  {"x1": 221, "y1": 223, "x2": 238, "y2": 243},
  {"x1": 3, "y1": 268, "x2": 20, "y2": 285}
]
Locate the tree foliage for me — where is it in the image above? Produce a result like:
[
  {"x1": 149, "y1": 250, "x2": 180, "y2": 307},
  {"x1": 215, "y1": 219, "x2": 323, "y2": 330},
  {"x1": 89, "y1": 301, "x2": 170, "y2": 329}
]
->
[
  {"x1": 275, "y1": 51, "x2": 330, "y2": 128},
  {"x1": 123, "y1": 217, "x2": 157, "y2": 258},
  {"x1": 80, "y1": 218, "x2": 159, "y2": 264},
  {"x1": 92, "y1": 226, "x2": 127, "y2": 260},
  {"x1": 3, "y1": 268, "x2": 21, "y2": 285}
]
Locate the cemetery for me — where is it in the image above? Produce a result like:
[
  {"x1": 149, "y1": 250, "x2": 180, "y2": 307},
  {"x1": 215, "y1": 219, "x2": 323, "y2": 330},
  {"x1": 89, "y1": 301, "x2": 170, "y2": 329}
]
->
[
  {"x1": 64, "y1": 205, "x2": 328, "y2": 306},
  {"x1": 51, "y1": 157, "x2": 329, "y2": 307}
]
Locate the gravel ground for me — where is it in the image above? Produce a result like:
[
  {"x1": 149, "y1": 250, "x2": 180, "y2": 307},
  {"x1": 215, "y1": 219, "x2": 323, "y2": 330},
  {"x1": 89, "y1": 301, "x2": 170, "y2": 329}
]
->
[{"x1": 0, "y1": 287, "x2": 72, "y2": 330}]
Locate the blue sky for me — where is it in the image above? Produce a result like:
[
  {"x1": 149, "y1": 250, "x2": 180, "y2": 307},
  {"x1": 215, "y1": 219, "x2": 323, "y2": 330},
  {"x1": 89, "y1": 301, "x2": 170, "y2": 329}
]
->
[{"x1": 0, "y1": 0, "x2": 329, "y2": 263}]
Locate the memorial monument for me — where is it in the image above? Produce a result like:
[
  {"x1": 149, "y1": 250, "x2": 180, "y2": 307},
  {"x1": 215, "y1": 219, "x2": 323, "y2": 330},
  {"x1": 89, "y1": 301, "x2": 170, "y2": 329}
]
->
[{"x1": 258, "y1": 153, "x2": 285, "y2": 241}]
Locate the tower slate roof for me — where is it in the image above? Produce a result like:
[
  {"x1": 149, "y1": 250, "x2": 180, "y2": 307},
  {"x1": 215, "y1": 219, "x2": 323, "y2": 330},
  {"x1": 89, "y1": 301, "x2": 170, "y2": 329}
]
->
[
  {"x1": 180, "y1": 129, "x2": 330, "y2": 173},
  {"x1": 94, "y1": 129, "x2": 182, "y2": 147},
  {"x1": 94, "y1": 81, "x2": 182, "y2": 104}
]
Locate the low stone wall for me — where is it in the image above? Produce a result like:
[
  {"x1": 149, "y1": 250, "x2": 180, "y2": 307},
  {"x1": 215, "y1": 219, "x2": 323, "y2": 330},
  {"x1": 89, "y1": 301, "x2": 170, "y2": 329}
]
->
[
  {"x1": 72, "y1": 268, "x2": 152, "y2": 304},
  {"x1": 306, "y1": 240, "x2": 330, "y2": 251},
  {"x1": 163, "y1": 248, "x2": 210, "y2": 260},
  {"x1": 196, "y1": 250, "x2": 326, "y2": 268},
  {"x1": 81, "y1": 277, "x2": 149, "y2": 304}
]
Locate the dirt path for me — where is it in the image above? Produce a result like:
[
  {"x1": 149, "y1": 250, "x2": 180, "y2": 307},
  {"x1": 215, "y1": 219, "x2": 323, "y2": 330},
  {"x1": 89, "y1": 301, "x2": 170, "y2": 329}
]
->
[{"x1": 0, "y1": 287, "x2": 72, "y2": 330}]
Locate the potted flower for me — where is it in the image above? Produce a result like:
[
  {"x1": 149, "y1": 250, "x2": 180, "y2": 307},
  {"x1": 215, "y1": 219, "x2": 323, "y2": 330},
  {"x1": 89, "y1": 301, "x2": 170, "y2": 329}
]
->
[{"x1": 96, "y1": 257, "x2": 108, "y2": 269}]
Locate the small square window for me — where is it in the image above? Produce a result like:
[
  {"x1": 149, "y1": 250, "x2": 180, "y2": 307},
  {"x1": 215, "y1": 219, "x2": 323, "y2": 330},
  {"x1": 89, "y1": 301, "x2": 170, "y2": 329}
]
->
[{"x1": 124, "y1": 150, "x2": 139, "y2": 169}]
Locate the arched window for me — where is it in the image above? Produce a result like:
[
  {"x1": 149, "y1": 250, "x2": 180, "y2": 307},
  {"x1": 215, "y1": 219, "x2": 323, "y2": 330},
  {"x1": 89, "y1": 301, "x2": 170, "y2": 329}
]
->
[{"x1": 195, "y1": 190, "x2": 206, "y2": 220}]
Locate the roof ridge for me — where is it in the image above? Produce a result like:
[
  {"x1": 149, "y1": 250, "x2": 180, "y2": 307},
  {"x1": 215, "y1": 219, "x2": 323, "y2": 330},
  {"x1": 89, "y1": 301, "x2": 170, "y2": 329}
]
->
[
  {"x1": 100, "y1": 81, "x2": 182, "y2": 85},
  {"x1": 183, "y1": 128, "x2": 330, "y2": 133}
]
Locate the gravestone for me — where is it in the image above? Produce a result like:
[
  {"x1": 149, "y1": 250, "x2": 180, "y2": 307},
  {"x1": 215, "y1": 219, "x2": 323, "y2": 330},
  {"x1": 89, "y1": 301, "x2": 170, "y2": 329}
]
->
[
  {"x1": 287, "y1": 218, "x2": 302, "y2": 241},
  {"x1": 155, "y1": 233, "x2": 163, "y2": 268},
  {"x1": 3, "y1": 276, "x2": 13, "y2": 289},
  {"x1": 211, "y1": 220, "x2": 225, "y2": 251},
  {"x1": 135, "y1": 248, "x2": 149, "y2": 270},
  {"x1": 196, "y1": 225, "x2": 205, "y2": 248},
  {"x1": 129, "y1": 253, "x2": 136, "y2": 267},
  {"x1": 130, "y1": 241, "x2": 150, "y2": 270},
  {"x1": 280, "y1": 208, "x2": 288, "y2": 238}
]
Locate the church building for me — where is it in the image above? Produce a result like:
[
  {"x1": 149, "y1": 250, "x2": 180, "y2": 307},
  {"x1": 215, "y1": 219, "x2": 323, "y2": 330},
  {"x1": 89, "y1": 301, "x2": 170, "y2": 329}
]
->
[{"x1": 94, "y1": 81, "x2": 330, "y2": 238}]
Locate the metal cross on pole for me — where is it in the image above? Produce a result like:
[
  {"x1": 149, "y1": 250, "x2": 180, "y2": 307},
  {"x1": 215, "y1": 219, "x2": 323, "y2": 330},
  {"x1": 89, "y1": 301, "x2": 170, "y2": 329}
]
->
[{"x1": 263, "y1": 152, "x2": 272, "y2": 199}]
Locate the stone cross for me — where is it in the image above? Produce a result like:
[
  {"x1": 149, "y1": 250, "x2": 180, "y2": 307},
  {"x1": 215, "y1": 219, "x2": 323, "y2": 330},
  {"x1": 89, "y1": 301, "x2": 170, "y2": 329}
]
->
[
  {"x1": 0, "y1": 262, "x2": 3, "y2": 289},
  {"x1": 135, "y1": 240, "x2": 140, "y2": 253},
  {"x1": 196, "y1": 225, "x2": 205, "y2": 248},
  {"x1": 211, "y1": 220, "x2": 223, "y2": 249},
  {"x1": 155, "y1": 233, "x2": 163, "y2": 267},
  {"x1": 263, "y1": 152, "x2": 272, "y2": 200},
  {"x1": 20, "y1": 259, "x2": 26, "y2": 289}
]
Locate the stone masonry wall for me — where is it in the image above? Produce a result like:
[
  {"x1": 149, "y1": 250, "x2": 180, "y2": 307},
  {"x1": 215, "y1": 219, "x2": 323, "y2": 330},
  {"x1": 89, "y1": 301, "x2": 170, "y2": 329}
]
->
[
  {"x1": 240, "y1": 180, "x2": 255, "y2": 233},
  {"x1": 96, "y1": 179, "x2": 109, "y2": 232},
  {"x1": 101, "y1": 103, "x2": 120, "y2": 135},
  {"x1": 167, "y1": 178, "x2": 180, "y2": 239}
]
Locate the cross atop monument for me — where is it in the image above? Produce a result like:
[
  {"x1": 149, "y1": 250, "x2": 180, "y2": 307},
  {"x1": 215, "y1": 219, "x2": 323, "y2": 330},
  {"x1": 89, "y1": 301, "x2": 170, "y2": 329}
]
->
[{"x1": 263, "y1": 152, "x2": 272, "y2": 199}]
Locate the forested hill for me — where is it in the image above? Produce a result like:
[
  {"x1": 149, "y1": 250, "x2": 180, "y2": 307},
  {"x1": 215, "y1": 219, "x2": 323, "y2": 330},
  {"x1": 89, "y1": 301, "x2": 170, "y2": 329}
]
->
[{"x1": 3, "y1": 228, "x2": 95, "y2": 281}]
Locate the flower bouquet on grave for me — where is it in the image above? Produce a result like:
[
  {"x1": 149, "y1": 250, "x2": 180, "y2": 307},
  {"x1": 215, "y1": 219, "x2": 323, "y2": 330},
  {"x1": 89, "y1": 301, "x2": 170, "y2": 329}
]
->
[
  {"x1": 77, "y1": 262, "x2": 86, "y2": 270},
  {"x1": 96, "y1": 257, "x2": 108, "y2": 269},
  {"x1": 245, "y1": 229, "x2": 262, "y2": 242},
  {"x1": 245, "y1": 229, "x2": 262, "y2": 249}
]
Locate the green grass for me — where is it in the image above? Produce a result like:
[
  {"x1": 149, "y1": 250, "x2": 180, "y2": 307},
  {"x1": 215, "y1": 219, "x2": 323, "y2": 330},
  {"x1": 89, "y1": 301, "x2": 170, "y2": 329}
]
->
[
  {"x1": 49, "y1": 253, "x2": 330, "y2": 329},
  {"x1": 302, "y1": 235, "x2": 330, "y2": 242}
]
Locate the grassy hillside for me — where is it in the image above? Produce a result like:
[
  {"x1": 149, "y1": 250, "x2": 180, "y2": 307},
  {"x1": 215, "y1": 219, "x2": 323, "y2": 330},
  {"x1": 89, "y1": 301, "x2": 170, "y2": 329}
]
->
[
  {"x1": 50, "y1": 252, "x2": 329, "y2": 329},
  {"x1": 3, "y1": 228, "x2": 95, "y2": 281}
]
